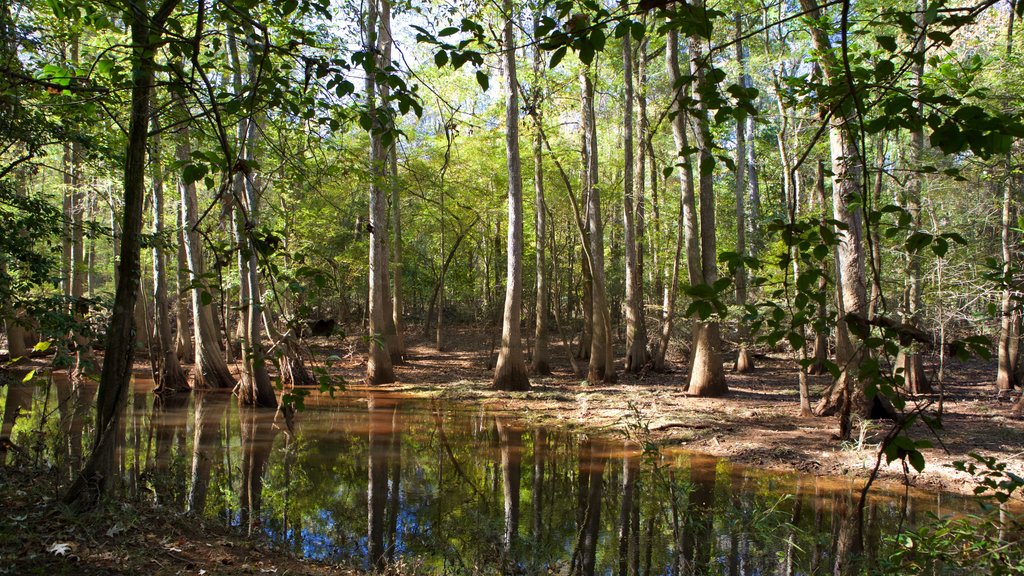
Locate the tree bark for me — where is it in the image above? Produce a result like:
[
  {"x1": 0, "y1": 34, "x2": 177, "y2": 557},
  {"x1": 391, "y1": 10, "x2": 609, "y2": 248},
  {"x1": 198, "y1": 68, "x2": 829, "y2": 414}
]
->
[
  {"x1": 897, "y1": 0, "x2": 932, "y2": 395},
  {"x1": 686, "y1": 24, "x2": 727, "y2": 397},
  {"x1": 493, "y1": 0, "x2": 531, "y2": 391},
  {"x1": 531, "y1": 8, "x2": 551, "y2": 376},
  {"x1": 802, "y1": 0, "x2": 871, "y2": 425},
  {"x1": 733, "y1": 13, "x2": 753, "y2": 374},
  {"x1": 148, "y1": 100, "x2": 187, "y2": 393},
  {"x1": 174, "y1": 89, "x2": 235, "y2": 390},
  {"x1": 365, "y1": 0, "x2": 396, "y2": 385},
  {"x1": 582, "y1": 66, "x2": 615, "y2": 384},
  {"x1": 623, "y1": 32, "x2": 648, "y2": 374}
]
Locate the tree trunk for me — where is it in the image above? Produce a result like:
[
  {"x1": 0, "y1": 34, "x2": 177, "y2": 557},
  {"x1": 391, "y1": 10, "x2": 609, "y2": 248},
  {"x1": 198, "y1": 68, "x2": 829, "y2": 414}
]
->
[
  {"x1": 493, "y1": 0, "x2": 531, "y2": 392},
  {"x1": 897, "y1": 1, "x2": 932, "y2": 395},
  {"x1": 174, "y1": 205, "x2": 194, "y2": 364},
  {"x1": 623, "y1": 32, "x2": 648, "y2": 374},
  {"x1": 802, "y1": 0, "x2": 871, "y2": 426},
  {"x1": 686, "y1": 26, "x2": 727, "y2": 397},
  {"x1": 582, "y1": 67, "x2": 615, "y2": 384},
  {"x1": 733, "y1": 13, "x2": 753, "y2": 374},
  {"x1": 810, "y1": 160, "x2": 831, "y2": 375},
  {"x1": 659, "y1": 28, "x2": 697, "y2": 375},
  {"x1": 148, "y1": 100, "x2": 187, "y2": 393},
  {"x1": 531, "y1": 10, "x2": 550, "y2": 375},
  {"x1": 365, "y1": 0, "x2": 395, "y2": 385},
  {"x1": 228, "y1": 24, "x2": 275, "y2": 408},
  {"x1": 169, "y1": 79, "x2": 234, "y2": 390},
  {"x1": 63, "y1": 0, "x2": 179, "y2": 508}
]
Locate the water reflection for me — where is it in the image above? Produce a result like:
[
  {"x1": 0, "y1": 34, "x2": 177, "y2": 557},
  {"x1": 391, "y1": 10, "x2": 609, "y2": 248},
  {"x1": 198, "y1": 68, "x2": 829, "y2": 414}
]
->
[{"x1": 0, "y1": 383, "x2": 1010, "y2": 574}]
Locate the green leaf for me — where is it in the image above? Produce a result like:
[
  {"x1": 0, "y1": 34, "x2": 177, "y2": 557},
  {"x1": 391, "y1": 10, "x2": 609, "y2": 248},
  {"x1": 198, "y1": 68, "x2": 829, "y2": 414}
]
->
[
  {"x1": 434, "y1": 50, "x2": 448, "y2": 67},
  {"x1": 182, "y1": 163, "x2": 207, "y2": 184},
  {"x1": 22, "y1": 369, "x2": 36, "y2": 382},
  {"x1": 908, "y1": 450, "x2": 926, "y2": 473},
  {"x1": 549, "y1": 46, "x2": 567, "y2": 70},
  {"x1": 476, "y1": 70, "x2": 489, "y2": 91},
  {"x1": 876, "y1": 35, "x2": 897, "y2": 51},
  {"x1": 33, "y1": 340, "x2": 51, "y2": 353},
  {"x1": 438, "y1": 26, "x2": 459, "y2": 37}
]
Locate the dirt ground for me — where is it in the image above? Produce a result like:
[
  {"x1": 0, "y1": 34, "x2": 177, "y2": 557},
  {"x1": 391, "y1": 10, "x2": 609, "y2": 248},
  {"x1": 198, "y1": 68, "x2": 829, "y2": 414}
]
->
[{"x1": 319, "y1": 325, "x2": 1024, "y2": 499}]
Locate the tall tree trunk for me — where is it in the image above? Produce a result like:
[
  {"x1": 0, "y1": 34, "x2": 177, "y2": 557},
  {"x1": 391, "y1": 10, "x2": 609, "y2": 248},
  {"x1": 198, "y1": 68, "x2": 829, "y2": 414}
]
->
[
  {"x1": 686, "y1": 23, "x2": 727, "y2": 397},
  {"x1": 531, "y1": 8, "x2": 551, "y2": 375},
  {"x1": 733, "y1": 13, "x2": 754, "y2": 374},
  {"x1": 228, "y1": 24, "x2": 275, "y2": 408},
  {"x1": 493, "y1": 0, "x2": 531, "y2": 392},
  {"x1": 375, "y1": 0, "x2": 401, "y2": 364},
  {"x1": 659, "y1": 28, "x2": 697, "y2": 374},
  {"x1": 365, "y1": 0, "x2": 395, "y2": 384},
  {"x1": 802, "y1": 0, "x2": 872, "y2": 428},
  {"x1": 175, "y1": 112, "x2": 234, "y2": 389},
  {"x1": 810, "y1": 160, "x2": 831, "y2": 375},
  {"x1": 582, "y1": 66, "x2": 615, "y2": 384},
  {"x1": 64, "y1": 0, "x2": 180, "y2": 508},
  {"x1": 623, "y1": 32, "x2": 648, "y2": 373},
  {"x1": 149, "y1": 103, "x2": 187, "y2": 393},
  {"x1": 897, "y1": 0, "x2": 932, "y2": 395},
  {"x1": 174, "y1": 207, "x2": 194, "y2": 364}
]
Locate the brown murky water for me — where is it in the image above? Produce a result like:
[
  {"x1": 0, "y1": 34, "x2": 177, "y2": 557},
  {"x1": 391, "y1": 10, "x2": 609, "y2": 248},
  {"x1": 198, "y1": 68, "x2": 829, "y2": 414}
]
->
[{"x1": 0, "y1": 376, "x2": 1014, "y2": 574}]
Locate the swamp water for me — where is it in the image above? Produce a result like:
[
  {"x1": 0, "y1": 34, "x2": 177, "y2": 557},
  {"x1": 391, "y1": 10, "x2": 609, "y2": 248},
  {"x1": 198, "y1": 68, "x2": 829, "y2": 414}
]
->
[{"x1": 0, "y1": 376, "x2": 1007, "y2": 575}]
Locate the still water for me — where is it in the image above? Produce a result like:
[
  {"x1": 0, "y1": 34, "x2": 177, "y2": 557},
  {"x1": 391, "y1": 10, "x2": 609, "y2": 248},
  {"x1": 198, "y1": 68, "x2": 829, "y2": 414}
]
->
[{"x1": 0, "y1": 377, "x2": 1000, "y2": 574}]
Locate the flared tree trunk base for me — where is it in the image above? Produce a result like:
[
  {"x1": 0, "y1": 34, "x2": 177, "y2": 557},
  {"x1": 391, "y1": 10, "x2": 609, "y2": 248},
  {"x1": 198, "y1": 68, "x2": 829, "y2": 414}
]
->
[
  {"x1": 530, "y1": 358, "x2": 551, "y2": 376},
  {"x1": 494, "y1": 362, "x2": 531, "y2": 391},
  {"x1": 895, "y1": 350, "x2": 932, "y2": 395},
  {"x1": 687, "y1": 323, "x2": 727, "y2": 397},
  {"x1": 734, "y1": 347, "x2": 755, "y2": 373}
]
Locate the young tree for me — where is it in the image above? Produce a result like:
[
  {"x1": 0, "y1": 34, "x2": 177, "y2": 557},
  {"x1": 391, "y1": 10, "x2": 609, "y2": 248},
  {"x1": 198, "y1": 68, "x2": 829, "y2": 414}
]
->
[
  {"x1": 64, "y1": 0, "x2": 182, "y2": 509},
  {"x1": 493, "y1": 0, "x2": 531, "y2": 391}
]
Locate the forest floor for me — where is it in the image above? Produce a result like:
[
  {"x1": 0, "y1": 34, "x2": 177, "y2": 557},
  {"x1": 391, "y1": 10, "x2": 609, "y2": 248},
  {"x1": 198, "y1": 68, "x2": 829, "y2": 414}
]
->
[
  {"x1": 320, "y1": 325, "x2": 1024, "y2": 499},
  {"x1": 0, "y1": 463, "x2": 358, "y2": 576}
]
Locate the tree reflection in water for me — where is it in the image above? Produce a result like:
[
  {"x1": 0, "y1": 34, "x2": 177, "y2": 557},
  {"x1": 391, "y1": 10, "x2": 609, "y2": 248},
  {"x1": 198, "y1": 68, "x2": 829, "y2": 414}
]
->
[{"x1": 1, "y1": 384, "x2": 997, "y2": 574}]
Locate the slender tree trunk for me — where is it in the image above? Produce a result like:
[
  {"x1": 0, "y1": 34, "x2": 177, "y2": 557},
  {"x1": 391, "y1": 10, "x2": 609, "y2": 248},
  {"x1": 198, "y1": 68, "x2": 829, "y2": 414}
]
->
[
  {"x1": 810, "y1": 160, "x2": 831, "y2": 375},
  {"x1": 659, "y1": 28, "x2": 697, "y2": 375},
  {"x1": 897, "y1": 1, "x2": 932, "y2": 395},
  {"x1": 365, "y1": 0, "x2": 395, "y2": 385},
  {"x1": 734, "y1": 13, "x2": 753, "y2": 374},
  {"x1": 148, "y1": 104, "x2": 187, "y2": 393},
  {"x1": 174, "y1": 206, "x2": 194, "y2": 364},
  {"x1": 493, "y1": 0, "x2": 531, "y2": 391},
  {"x1": 64, "y1": 0, "x2": 180, "y2": 508},
  {"x1": 531, "y1": 9, "x2": 551, "y2": 375},
  {"x1": 582, "y1": 66, "x2": 615, "y2": 384},
  {"x1": 623, "y1": 32, "x2": 648, "y2": 373}
]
